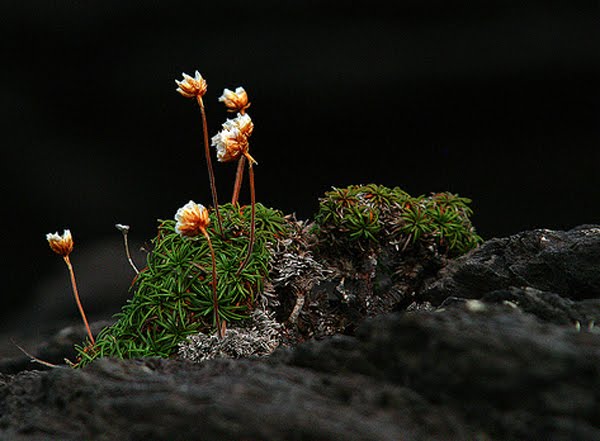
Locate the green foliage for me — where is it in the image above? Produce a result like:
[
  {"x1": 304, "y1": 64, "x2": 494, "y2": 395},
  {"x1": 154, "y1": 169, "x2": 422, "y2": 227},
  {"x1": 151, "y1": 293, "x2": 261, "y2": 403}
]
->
[
  {"x1": 313, "y1": 184, "x2": 482, "y2": 256},
  {"x1": 75, "y1": 203, "x2": 287, "y2": 366}
]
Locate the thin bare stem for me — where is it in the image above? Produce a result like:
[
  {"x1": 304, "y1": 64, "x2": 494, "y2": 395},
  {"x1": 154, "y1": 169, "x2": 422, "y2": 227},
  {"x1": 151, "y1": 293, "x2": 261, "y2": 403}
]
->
[
  {"x1": 197, "y1": 96, "x2": 223, "y2": 234},
  {"x1": 122, "y1": 232, "x2": 139, "y2": 274},
  {"x1": 63, "y1": 255, "x2": 95, "y2": 345},
  {"x1": 237, "y1": 160, "x2": 256, "y2": 276},
  {"x1": 202, "y1": 228, "x2": 225, "y2": 338},
  {"x1": 12, "y1": 340, "x2": 60, "y2": 368},
  {"x1": 231, "y1": 155, "x2": 246, "y2": 205}
]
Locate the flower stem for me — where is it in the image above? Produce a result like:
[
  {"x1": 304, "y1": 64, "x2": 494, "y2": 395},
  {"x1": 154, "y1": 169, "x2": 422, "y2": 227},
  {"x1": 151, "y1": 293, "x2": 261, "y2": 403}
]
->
[
  {"x1": 122, "y1": 232, "x2": 139, "y2": 274},
  {"x1": 63, "y1": 255, "x2": 95, "y2": 345},
  {"x1": 231, "y1": 155, "x2": 246, "y2": 205},
  {"x1": 202, "y1": 228, "x2": 225, "y2": 338},
  {"x1": 197, "y1": 96, "x2": 223, "y2": 234},
  {"x1": 237, "y1": 161, "x2": 256, "y2": 276},
  {"x1": 231, "y1": 108, "x2": 248, "y2": 205}
]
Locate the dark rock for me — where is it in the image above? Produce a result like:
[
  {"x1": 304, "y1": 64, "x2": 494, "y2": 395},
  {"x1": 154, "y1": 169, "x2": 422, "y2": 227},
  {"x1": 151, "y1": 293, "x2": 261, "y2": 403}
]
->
[
  {"x1": 2, "y1": 304, "x2": 600, "y2": 440},
  {"x1": 286, "y1": 305, "x2": 600, "y2": 440},
  {"x1": 420, "y1": 225, "x2": 600, "y2": 305},
  {"x1": 3, "y1": 226, "x2": 600, "y2": 440},
  {"x1": 0, "y1": 351, "x2": 471, "y2": 441},
  {"x1": 0, "y1": 321, "x2": 112, "y2": 376},
  {"x1": 480, "y1": 287, "x2": 600, "y2": 327}
]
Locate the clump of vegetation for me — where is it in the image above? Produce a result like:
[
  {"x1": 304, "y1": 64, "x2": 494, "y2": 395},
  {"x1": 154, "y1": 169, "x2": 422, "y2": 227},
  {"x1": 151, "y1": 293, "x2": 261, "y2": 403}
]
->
[
  {"x1": 313, "y1": 184, "x2": 482, "y2": 256},
  {"x1": 42, "y1": 71, "x2": 484, "y2": 369},
  {"x1": 48, "y1": 70, "x2": 277, "y2": 367},
  {"x1": 76, "y1": 203, "x2": 287, "y2": 366}
]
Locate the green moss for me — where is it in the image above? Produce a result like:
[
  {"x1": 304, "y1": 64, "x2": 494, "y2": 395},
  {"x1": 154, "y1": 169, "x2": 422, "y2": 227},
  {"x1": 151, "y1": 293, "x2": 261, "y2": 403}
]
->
[
  {"x1": 74, "y1": 184, "x2": 481, "y2": 366},
  {"x1": 76, "y1": 203, "x2": 287, "y2": 366},
  {"x1": 313, "y1": 184, "x2": 482, "y2": 256}
]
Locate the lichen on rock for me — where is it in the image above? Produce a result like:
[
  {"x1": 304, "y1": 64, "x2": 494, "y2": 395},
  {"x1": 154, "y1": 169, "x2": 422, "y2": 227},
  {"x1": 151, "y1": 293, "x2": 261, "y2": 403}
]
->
[{"x1": 178, "y1": 308, "x2": 281, "y2": 362}]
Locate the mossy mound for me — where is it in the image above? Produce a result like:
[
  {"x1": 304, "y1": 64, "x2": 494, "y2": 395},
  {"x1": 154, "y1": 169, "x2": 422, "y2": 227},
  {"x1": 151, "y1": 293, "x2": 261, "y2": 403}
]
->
[
  {"x1": 313, "y1": 184, "x2": 482, "y2": 256},
  {"x1": 76, "y1": 203, "x2": 287, "y2": 366},
  {"x1": 75, "y1": 185, "x2": 482, "y2": 366}
]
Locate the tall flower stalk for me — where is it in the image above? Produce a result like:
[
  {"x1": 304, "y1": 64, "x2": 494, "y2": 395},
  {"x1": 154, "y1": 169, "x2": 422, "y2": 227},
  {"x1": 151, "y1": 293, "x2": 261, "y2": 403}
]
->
[
  {"x1": 46, "y1": 230, "x2": 95, "y2": 345},
  {"x1": 211, "y1": 112, "x2": 257, "y2": 274},
  {"x1": 176, "y1": 71, "x2": 223, "y2": 233},
  {"x1": 241, "y1": 162, "x2": 257, "y2": 273},
  {"x1": 175, "y1": 200, "x2": 224, "y2": 338},
  {"x1": 232, "y1": 155, "x2": 246, "y2": 205},
  {"x1": 115, "y1": 223, "x2": 139, "y2": 274}
]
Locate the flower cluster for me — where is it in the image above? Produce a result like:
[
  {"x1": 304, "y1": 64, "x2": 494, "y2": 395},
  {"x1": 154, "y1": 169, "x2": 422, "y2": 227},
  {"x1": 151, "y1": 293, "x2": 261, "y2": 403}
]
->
[
  {"x1": 173, "y1": 71, "x2": 260, "y2": 338},
  {"x1": 46, "y1": 71, "x2": 264, "y2": 363},
  {"x1": 211, "y1": 113, "x2": 256, "y2": 164}
]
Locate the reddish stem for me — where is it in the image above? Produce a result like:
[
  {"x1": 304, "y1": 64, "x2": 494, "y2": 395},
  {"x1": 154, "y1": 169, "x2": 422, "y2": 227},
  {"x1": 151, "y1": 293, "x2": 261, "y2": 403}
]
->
[
  {"x1": 202, "y1": 228, "x2": 224, "y2": 338},
  {"x1": 231, "y1": 155, "x2": 246, "y2": 205},
  {"x1": 237, "y1": 161, "x2": 256, "y2": 275},
  {"x1": 197, "y1": 96, "x2": 223, "y2": 234},
  {"x1": 231, "y1": 108, "x2": 248, "y2": 205},
  {"x1": 63, "y1": 256, "x2": 95, "y2": 345}
]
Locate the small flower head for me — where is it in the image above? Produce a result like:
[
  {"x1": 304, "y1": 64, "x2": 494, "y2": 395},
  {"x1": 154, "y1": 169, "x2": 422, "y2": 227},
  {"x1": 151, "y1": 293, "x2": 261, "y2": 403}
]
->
[
  {"x1": 175, "y1": 71, "x2": 207, "y2": 99},
  {"x1": 211, "y1": 113, "x2": 256, "y2": 164},
  {"x1": 115, "y1": 223, "x2": 130, "y2": 234},
  {"x1": 218, "y1": 87, "x2": 251, "y2": 113},
  {"x1": 46, "y1": 229, "x2": 74, "y2": 257},
  {"x1": 223, "y1": 112, "x2": 254, "y2": 137},
  {"x1": 175, "y1": 201, "x2": 211, "y2": 237}
]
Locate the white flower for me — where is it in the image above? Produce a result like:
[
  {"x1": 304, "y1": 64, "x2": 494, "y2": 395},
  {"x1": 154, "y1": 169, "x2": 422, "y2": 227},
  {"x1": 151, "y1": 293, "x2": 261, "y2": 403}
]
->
[
  {"x1": 46, "y1": 229, "x2": 74, "y2": 257},
  {"x1": 211, "y1": 113, "x2": 256, "y2": 164},
  {"x1": 175, "y1": 200, "x2": 210, "y2": 237},
  {"x1": 115, "y1": 223, "x2": 130, "y2": 234},
  {"x1": 211, "y1": 127, "x2": 248, "y2": 163},
  {"x1": 211, "y1": 130, "x2": 235, "y2": 162},
  {"x1": 223, "y1": 113, "x2": 254, "y2": 137},
  {"x1": 175, "y1": 71, "x2": 207, "y2": 98},
  {"x1": 218, "y1": 87, "x2": 250, "y2": 113}
]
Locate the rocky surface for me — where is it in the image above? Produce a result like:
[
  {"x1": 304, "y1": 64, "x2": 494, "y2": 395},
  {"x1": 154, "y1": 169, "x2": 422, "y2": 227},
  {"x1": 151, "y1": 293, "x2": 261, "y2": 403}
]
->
[
  {"x1": 419, "y1": 225, "x2": 600, "y2": 305},
  {"x1": 2, "y1": 225, "x2": 600, "y2": 440}
]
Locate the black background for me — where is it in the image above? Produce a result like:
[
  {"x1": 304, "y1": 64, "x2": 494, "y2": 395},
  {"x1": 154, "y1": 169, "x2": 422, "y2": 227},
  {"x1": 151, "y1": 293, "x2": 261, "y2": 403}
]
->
[{"x1": 2, "y1": 1, "x2": 598, "y2": 330}]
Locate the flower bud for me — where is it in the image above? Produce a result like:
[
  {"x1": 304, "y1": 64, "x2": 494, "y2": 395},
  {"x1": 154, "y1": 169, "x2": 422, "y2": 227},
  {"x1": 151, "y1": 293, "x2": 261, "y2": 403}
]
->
[
  {"x1": 218, "y1": 87, "x2": 250, "y2": 113},
  {"x1": 46, "y1": 229, "x2": 74, "y2": 257},
  {"x1": 115, "y1": 223, "x2": 130, "y2": 234},
  {"x1": 175, "y1": 71, "x2": 207, "y2": 99}
]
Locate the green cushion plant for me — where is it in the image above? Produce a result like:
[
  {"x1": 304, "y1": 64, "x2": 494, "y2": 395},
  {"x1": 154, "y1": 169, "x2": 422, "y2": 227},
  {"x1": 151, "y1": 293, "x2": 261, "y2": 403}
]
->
[
  {"x1": 75, "y1": 203, "x2": 287, "y2": 366},
  {"x1": 313, "y1": 184, "x2": 482, "y2": 256}
]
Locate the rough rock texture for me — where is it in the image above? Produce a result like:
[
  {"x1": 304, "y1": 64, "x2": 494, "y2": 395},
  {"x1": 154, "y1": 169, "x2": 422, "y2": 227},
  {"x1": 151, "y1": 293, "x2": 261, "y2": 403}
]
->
[
  {"x1": 287, "y1": 306, "x2": 600, "y2": 441},
  {"x1": 420, "y1": 225, "x2": 600, "y2": 305},
  {"x1": 268, "y1": 230, "x2": 444, "y2": 344},
  {"x1": 0, "y1": 321, "x2": 112, "y2": 376},
  {"x1": 2, "y1": 225, "x2": 600, "y2": 440},
  {"x1": 2, "y1": 305, "x2": 599, "y2": 441}
]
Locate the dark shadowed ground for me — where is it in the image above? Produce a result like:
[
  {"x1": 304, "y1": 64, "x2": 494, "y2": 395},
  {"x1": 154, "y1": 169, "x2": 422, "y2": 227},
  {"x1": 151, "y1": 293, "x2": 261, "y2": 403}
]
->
[
  {"x1": 2, "y1": 225, "x2": 600, "y2": 440},
  {"x1": 2, "y1": 1, "x2": 598, "y2": 335}
]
